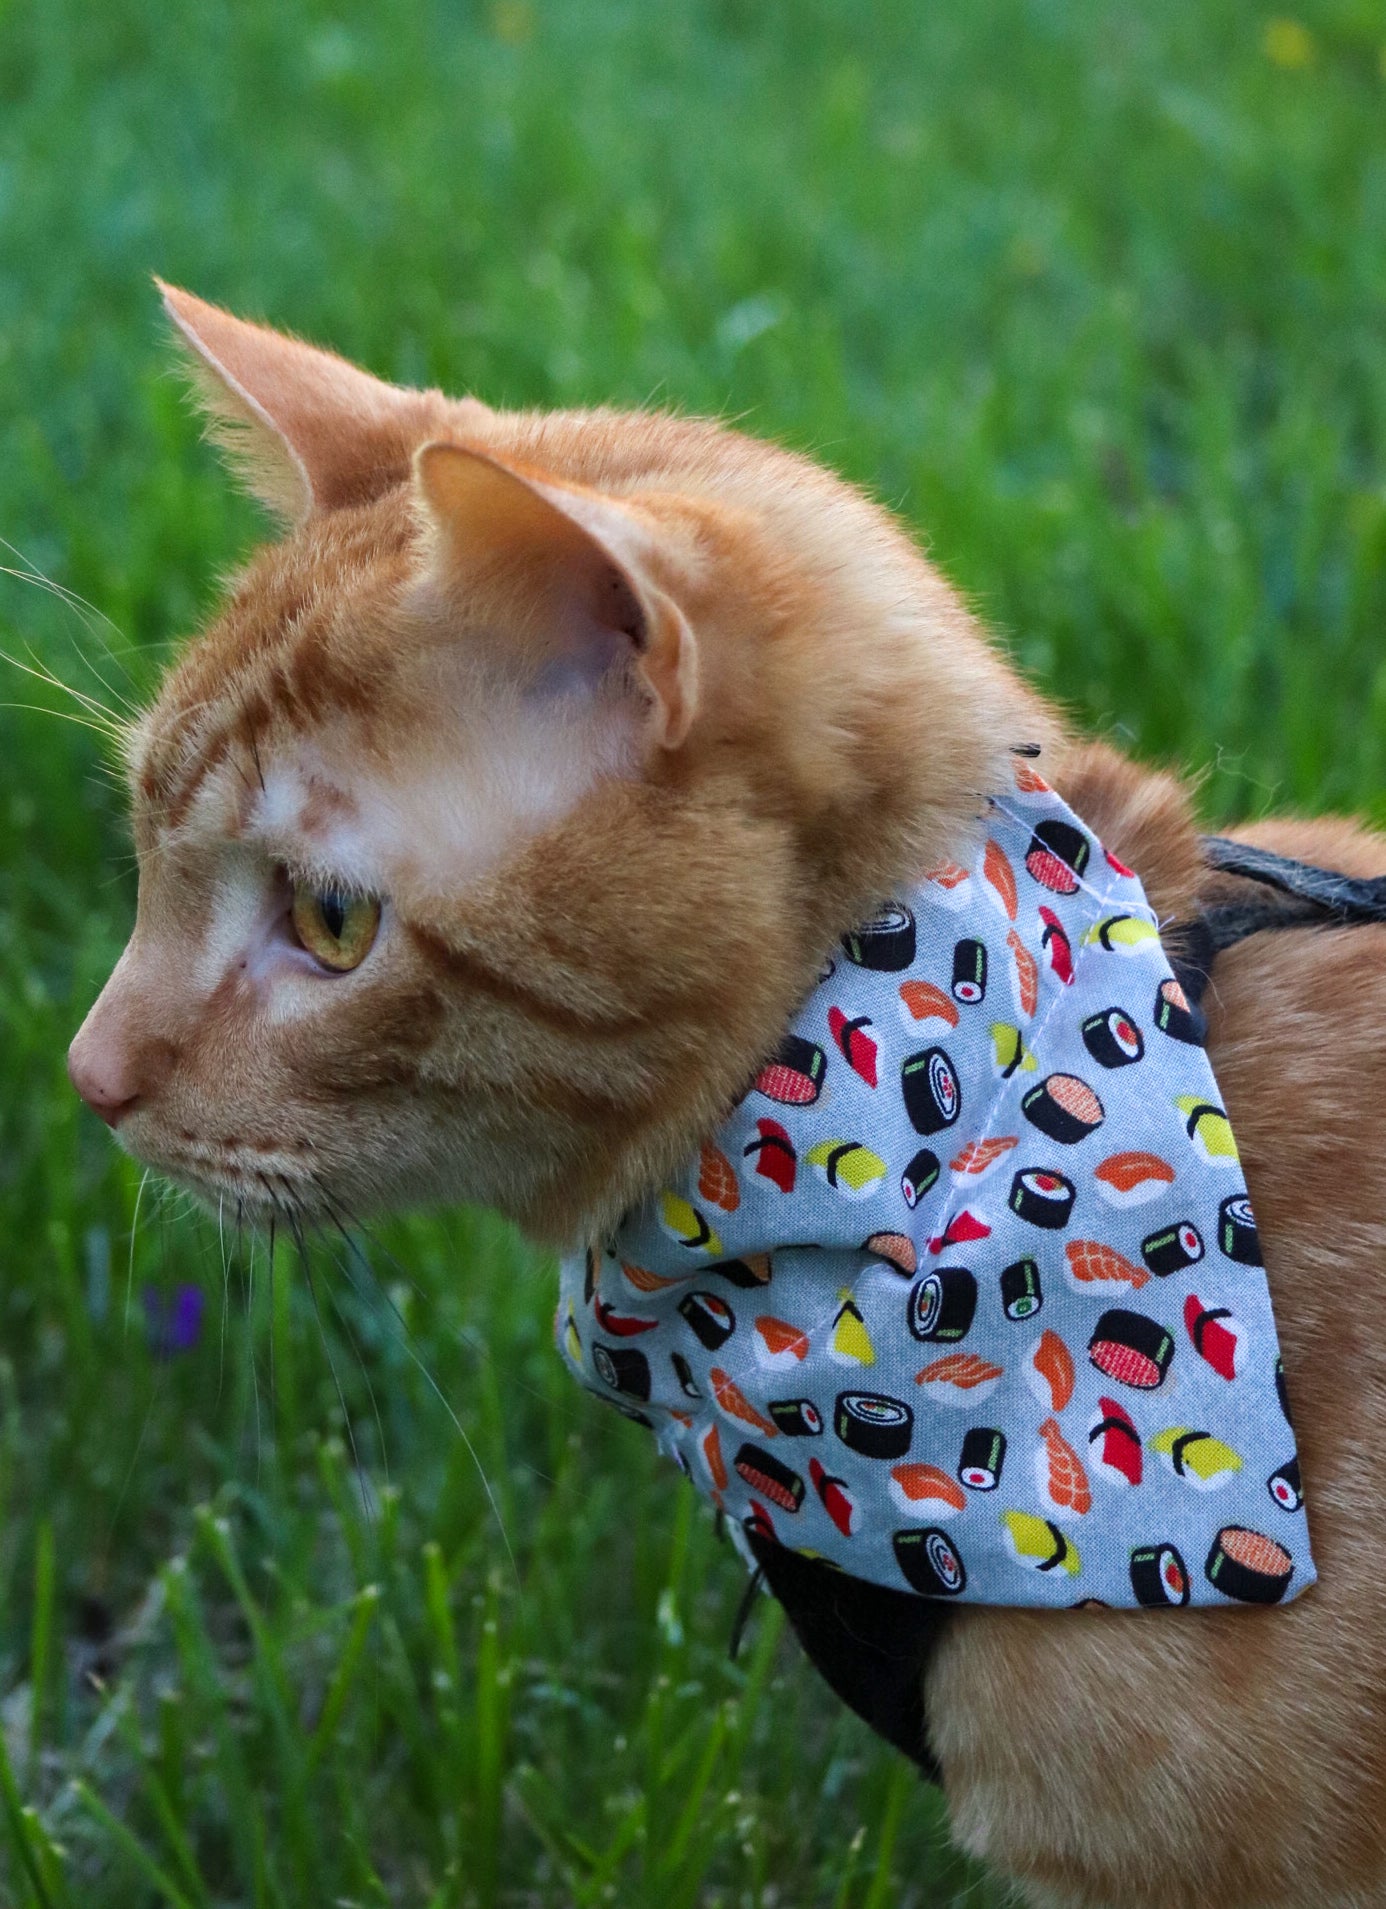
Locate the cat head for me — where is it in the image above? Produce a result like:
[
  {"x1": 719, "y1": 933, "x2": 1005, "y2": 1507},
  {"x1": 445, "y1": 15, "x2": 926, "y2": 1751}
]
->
[{"x1": 67, "y1": 287, "x2": 1055, "y2": 1242}]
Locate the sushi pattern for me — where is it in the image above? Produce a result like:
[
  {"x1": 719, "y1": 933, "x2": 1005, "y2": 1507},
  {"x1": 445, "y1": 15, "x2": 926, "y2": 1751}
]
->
[{"x1": 557, "y1": 771, "x2": 1315, "y2": 1611}]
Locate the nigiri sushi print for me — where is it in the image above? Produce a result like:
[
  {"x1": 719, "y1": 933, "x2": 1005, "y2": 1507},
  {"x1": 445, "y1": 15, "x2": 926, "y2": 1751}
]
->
[
  {"x1": 828, "y1": 1006, "x2": 879, "y2": 1086},
  {"x1": 743, "y1": 1119, "x2": 797, "y2": 1194},
  {"x1": 1089, "y1": 1397, "x2": 1143, "y2": 1487},
  {"x1": 556, "y1": 775, "x2": 1312, "y2": 1612},
  {"x1": 1037, "y1": 1416, "x2": 1093, "y2": 1518},
  {"x1": 898, "y1": 980, "x2": 960, "y2": 1031}
]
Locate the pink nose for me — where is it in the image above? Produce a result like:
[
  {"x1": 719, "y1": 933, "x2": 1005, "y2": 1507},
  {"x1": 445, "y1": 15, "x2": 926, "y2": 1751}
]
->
[{"x1": 67, "y1": 1038, "x2": 143, "y2": 1128}]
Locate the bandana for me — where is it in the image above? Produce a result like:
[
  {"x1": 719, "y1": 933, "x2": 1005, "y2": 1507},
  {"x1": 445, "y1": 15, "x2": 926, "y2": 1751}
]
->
[{"x1": 557, "y1": 767, "x2": 1315, "y2": 1612}]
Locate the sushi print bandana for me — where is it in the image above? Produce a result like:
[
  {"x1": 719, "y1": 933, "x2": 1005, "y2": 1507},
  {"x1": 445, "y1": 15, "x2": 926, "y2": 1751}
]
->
[{"x1": 557, "y1": 766, "x2": 1316, "y2": 1613}]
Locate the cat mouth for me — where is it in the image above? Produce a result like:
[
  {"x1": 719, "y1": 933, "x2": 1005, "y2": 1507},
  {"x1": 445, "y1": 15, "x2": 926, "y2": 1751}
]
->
[{"x1": 130, "y1": 1137, "x2": 326, "y2": 1222}]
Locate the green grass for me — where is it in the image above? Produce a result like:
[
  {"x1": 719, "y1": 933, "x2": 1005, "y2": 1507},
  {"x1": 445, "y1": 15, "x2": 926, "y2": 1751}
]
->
[{"x1": 0, "y1": 0, "x2": 1383, "y2": 1901}]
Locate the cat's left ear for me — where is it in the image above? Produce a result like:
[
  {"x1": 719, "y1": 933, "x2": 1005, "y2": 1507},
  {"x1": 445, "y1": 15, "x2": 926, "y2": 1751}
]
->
[
  {"x1": 157, "y1": 281, "x2": 479, "y2": 522},
  {"x1": 414, "y1": 442, "x2": 699, "y2": 750}
]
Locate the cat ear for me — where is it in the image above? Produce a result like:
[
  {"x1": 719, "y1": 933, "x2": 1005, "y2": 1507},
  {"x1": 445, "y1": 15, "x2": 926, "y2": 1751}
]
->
[
  {"x1": 157, "y1": 281, "x2": 470, "y2": 523},
  {"x1": 414, "y1": 442, "x2": 699, "y2": 750}
]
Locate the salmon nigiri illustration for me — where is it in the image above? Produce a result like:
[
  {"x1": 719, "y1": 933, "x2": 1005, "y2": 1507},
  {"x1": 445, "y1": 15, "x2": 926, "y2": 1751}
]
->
[
  {"x1": 1007, "y1": 929, "x2": 1039, "y2": 1017},
  {"x1": 709, "y1": 1366, "x2": 780, "y2": 1437},
  {"x1": 753, "y1": 1315, "x2": 811, "y2": 1369},
  {"x1": 889, "y1": 1463, "x2": 968, "y2": 1519},
  {"x1": 914, "y1": 1352, "x2": 1004, "y2": 1403},
  {"x1": 1036, "y1": 1415, "x2": 1092, "y2": 1517},
  {"x1": 983, "y1": 839, "x2": 1019, "y2": 921},
  {"x1": 1026, "y1": 1329, "x2": 1075, "y2": 1412},
  {"x1": 1064, "y1": 1238, "x2": 1150, "y2": 1293},
  {"x1": 898, "y1": 980, "x2": 960, "y2": 1031},
  {"x1": 949, "y1": 1136, "x2": 1019, "y2": 1183}
]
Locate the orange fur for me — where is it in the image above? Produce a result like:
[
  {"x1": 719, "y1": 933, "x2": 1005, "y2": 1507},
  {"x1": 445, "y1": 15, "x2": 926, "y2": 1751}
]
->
[{"x1": 68, "y1": 293, "x2": 1386, "y2": 1907}]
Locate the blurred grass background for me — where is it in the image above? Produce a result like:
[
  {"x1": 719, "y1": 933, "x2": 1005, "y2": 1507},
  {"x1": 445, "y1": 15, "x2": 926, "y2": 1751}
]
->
[{"x1": 1, "y1": 0, "x2": 1383, "y2": 1902}]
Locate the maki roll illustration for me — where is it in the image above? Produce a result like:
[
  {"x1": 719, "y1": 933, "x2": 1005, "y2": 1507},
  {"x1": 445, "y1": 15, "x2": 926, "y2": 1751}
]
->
[
  {"x1": 1009, "y1": 1167, "x2": 1077, "y2": 1229},
  {"x1": 1205, "y1": 1526, "x2": 1294, "y2": 1604},
  {"x1": 809, "y1": 1456, "x2": 859, "y2": 1536},
  {"x1": 1130, "y1": 1543, "x2": 1190, "y2": 1607},
  {"x1": 913, "y1": 1352, "x2": 1004, "y2": 1404},
  {"x1": 982, "y1": 838, "x2": 1019, "y2": 920},
  {"x1": 898, "y1": 980, "x2": 960, "y2": 1030},
  {"x1": 752, "y1": 1315, "x2": 809, "y2": 1369},
  {"x1": 1007, "y1": 929, "x2": 1042, "y2": 1013},
  {"x1": 1150, "y1": 1426, "x2": 1243, "y2": 1490},
  {"x1": 1025, "y1": 818, "x2": 1091, "y2": 894},
  {"x1": 1088, "y1": 1309, "x2": 1175, "y2": 1391},
  {"x1": 862, "y1": 1231, "x2": 916, "y2": 1277},
  {"x1": 1022, "y1": 1073, "x2": 1105, "y2": 1144},
  {"x1": 990, "y1": 1022, "x2": 1037, "y2": 1078},
  {"x1": 890, "y1": 1463, "x2": 967, "y2": 1518},
  {"x1": 1175, "y1": 1097, "x2": 1241, "y2": 1167},
  {"x1": 768, "y1": 1397, "x2": 824, "y2": 1437},
  {"x1": 709, "y1": 1255, "x2": 773, "y2": 1289},
  {"x1": 1088, "y1": 1397, "x2": 1143, "y2": 1487},
  {"x1": 842, "y1": 903, "x2": 917, "y2": 971},
  {"x1": 1064, "y1": 1236, "x2": 1148, "y2": 1293},
  {"x1": 1093, "y1": 1150, "x2": 1176, "y2": 1207},
  {"x1": 1218, "y1": 1193, "x2": 1263, "y2": 1266},
  {"x1": 827, "y1": 1006, "x2": 879, "y2": 1087},
  {"x1": 670, "y1": 1351, "x2": 701, "y2": 1399},
  {"x1": 805, "y1": 1139, "x2": 888, "y2": 1200},
  {"x1": 901, "y1": 1148, "x2": 942, "y2": 1209},
  {"x1": 1026, "y1": 1329, "x2": 1076, "y2": 1412},
  {"x1": 743, "y1": 1119, "x2": 797, "y2": 1194},
  {"x1": 957, "y1": 1425, "x2": 1007, "y2": 1491},
  {"x1": 659, "y1": 1192, "x2": 724, "y2": 1256},
  {"x1": 907, "y1": 1267, "x2": 978, "y2": 1344},
  {"x1": 1002, "y1": 1510, "x2": 1080, "y2": 1576},
  {"x1": 1000, "y1": 1256, "x2": 1043, "y2": 1321},
  {"x1": 754, "y1": 1035, "x2": 827, "y2": 1107},
  {"x1": 834, "y1": 1391, "x2": 915, "y2": 1459},
  {"x1": 591, "y1": 1343, "x2": 652, "y2": 1401},
  {"x1": 1038, "y1": 907, "x2": 1075, "y2": 985},
  {"x1": 1183, "y1": 1293, "x2": 1245, "y2": 1381},
  {"x1": 951, "y1": 937, "x2": 988, "y2": 1004},
  {"x1": 829, "y1": 1293, "x2": 876, "y2": 1367},
  {"x1": 1268, "y1": 1456, "x2": 1303, "y2": 1512},
  {"x1": 677, "y1": 1291, "x2": 736, "y2": 1350},
  {"x1": 893, "y1": 1527, "x2": 968, "y2": 1596},
  {"x1": 1081, "y1": 1006, "x2": 1145, "y2": 1069},
  {"x1": 902, "y1": 1047, "x2": 962, "y2": 1135},
  {"x1": 1036, "y1": 1415, "x2": 1092, "y2": 1518},
  {"x1": 1082, "y1": 914, "x2": 1159, "y2": 954},
  {"x1": 734, "y1": 1444, "x2": 805, "y2": 1514},
  {"x1": 1141, "y1": 1222, "x2": 1204, "y2": 1277},
  {"x1": 1152, "y1": 977, "x2": 1206, "y2": 1046}
]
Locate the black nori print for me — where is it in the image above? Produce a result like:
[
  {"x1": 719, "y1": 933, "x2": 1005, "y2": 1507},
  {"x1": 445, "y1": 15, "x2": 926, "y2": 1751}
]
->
[
  {"x1": 1205, "y1": 1526, "x2": 1293, "y2": 1604},
  {"x1": 951, "y1": 937, "x2": 988, "y2": 1004},
  {"x1": 1130, "y1": 1543, "x2": 1191, "y2": 1607},
  {"x1": 893, "y1": 1527, "x2": 967, "y2": 1596},
  {"x1": 958, "y1": 1426, "x2": 1006, "y2": 1490},
  {"x1": 1140, "y1": 1222, "x2": 1204, "y2": 1277},
  {"x1": 1152, "y1": 976, "x2": 1207, "y2": 1046},
  {"x1": 1218, "y1": 1193, "x2": 1263, "y2": 1266},
  {"x1": 907, "y1": 1267, "x2": 978, "y2": 1343},
  {"x1": 834, "y1": 1392, "x2": 915, "y2": 1460},
  {"x1": 842, "y1": 903, "x2": 917, "y2": 972},
  {"x1": 677, "y1": 1291, "x2": 736, "y2": 1350},
  {"x1": 1000, "y1": 1256, "x2": 1043, "y2": 1320},
  {"x1": 1009, "y1": 1168, "x2": 1077, "y2": 1229},
  {"x1": 734, "y1": 1443, "x2": 805, "y2": 1513},
  {"x1": 768, "y1": 1398, "x2": 824, "y2": 1437},
  {"x1": 1021, "y1": 1074, "x2": 1104, "y2": 1145},
  {"x1": 901, "y1": 1148, "x2": 942, "y2": 1209},
  {"x1": 902, "y1": 1047, "x2": 962, "y2": 1135},
  {"x1": 1081, "y1": 1006, "x2": 1145, "y2": 1069},
  {"x1": 1088, "y1": 1309, "x2": 1175, "y2": 1390},
  {"x1": 1024, "y1": 818, "x2": 1091, "y2": 894},
  {"x1": 591, "y1": 1343, "x2": 652, "y2": 1401},
  {"x1": 1268, "y1": 1456, "x2": 1303, "y2": 1512}
]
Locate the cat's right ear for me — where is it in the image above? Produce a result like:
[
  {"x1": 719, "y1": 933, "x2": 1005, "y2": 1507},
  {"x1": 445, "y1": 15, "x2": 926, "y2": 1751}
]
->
[{"x1": 156, "y1": 282, "x2": 480, "y2": 523}]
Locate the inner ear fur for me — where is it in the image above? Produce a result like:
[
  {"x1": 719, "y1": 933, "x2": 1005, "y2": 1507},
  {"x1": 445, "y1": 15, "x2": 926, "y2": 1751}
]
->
[
  {"x1": 157, "y1": 281, "x2": 483, "y2": 522},
  {"x1": 414, "y1": 441, "x2": 699, "y2": 750}
]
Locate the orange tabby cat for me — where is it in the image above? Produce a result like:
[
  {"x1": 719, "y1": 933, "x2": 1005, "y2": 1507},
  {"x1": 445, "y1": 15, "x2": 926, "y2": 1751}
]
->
[{"x1": 67, "y1": 287, "x2": 1386, "y2": 1909}]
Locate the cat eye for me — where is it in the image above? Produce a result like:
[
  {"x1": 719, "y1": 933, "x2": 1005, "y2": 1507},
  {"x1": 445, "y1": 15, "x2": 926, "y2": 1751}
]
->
[{"x1": 288, "y1": 882, "x2": 381, "y2": 972}]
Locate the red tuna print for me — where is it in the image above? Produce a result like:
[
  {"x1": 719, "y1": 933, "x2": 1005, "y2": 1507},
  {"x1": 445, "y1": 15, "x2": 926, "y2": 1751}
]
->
[
  {"x1": 1038, "y1": 907, "x2": 1075, "y2": 985},
  {"x1": 928, "y1": 1208, "x2": 992, "y2": 1254},
  {"x1": 828, "y1": 1005, "x2": 879, "y2": 1087},
  {"x1": 593, "y1": 1296, "x2": 660, "y2": 1337},
  {"x1": 810, "y1": 1457, "x2": 860, "y2": 1536},
  {"x1": 1184, "y1": 1293, "x2": 1244, "y2": 1381},
  {"x1": 743, "y1": 1118, "x2": 797, "y2": 1194},
  {"x1": 1089, "y1": 1397, "x2": 1143, "y2": 1487}
]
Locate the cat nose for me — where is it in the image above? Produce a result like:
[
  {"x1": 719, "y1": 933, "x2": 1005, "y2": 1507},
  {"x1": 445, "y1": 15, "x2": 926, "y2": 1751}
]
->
[{"x1": 68, "y1": 975, "x2": 177, "y2": 1128}]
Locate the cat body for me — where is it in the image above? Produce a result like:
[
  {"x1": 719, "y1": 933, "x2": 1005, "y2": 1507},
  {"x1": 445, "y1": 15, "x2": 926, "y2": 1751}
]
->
[{"x1": 66, "y1": 290, "x2": 1386, "y2": 1908}]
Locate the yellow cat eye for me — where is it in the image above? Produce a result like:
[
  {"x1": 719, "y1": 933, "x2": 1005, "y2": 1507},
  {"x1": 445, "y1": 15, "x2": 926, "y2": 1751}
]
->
[{"x1": 289, "y1": 883, "x2": 381, "y2": 972}]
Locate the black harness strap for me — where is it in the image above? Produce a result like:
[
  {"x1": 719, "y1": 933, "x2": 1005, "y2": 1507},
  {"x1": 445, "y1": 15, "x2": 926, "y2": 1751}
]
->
[{"x1": 741, "y1": 834, "x2": 1386, "y2": 1780}]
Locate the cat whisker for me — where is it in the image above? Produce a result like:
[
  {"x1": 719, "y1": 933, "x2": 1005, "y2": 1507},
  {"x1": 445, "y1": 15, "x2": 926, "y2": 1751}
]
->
[{"x1": 286, "y1": 1208, "x2": 373, "y2": 1521}]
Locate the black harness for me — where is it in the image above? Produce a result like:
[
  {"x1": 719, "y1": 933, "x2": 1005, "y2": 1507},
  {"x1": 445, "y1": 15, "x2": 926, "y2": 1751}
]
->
[{"x1": 740, "y1": 836, "x2": 1386, "y2": 1779}]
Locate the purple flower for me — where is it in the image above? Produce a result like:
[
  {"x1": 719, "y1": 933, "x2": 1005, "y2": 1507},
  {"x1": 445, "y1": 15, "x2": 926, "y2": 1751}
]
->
[{"x1": 143, "y1": 1283, "x2": 205, "y2": 1359}]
